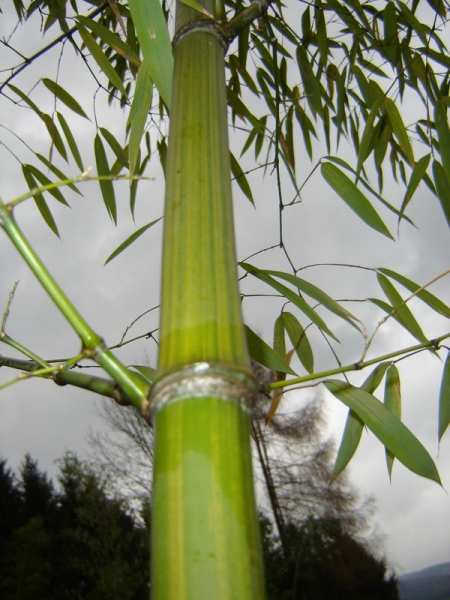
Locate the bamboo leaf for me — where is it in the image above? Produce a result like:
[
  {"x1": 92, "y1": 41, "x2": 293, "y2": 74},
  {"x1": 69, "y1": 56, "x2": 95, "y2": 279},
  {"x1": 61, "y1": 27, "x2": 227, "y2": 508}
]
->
[
  {"x1": 384, "y1": 98, "x2": 414, "y2": 166},
  {"x1": 22, "y1": 165, "x2": 59, "y2": 236},
  {"x1": 179, "y1": 0, "x2": 213, "y2": 18},
  {"x1": 282, "y1": 312, "x2": 314, "y2": 373},
  {"x1": 8, "y1": 84, "x2": 42, "y2": 116},
  {"x1": 94, "y1": 133, "x2": 117, "y2": 224},
  {"x1": 35, "y1": 154, "x2": 82, "y2": 195},
  {"x1": 240, "y1": 263, "x2": 338, "y2": 341},
  {"x1": 377, "y1": 273, "x2": 429, "y2": 344},
  {"x1": 128, "y1": 0, "x2": 173, "y2": 108},
  {"x1": 265, "y1": 269, "x2": 359, "y2": 329},
  {"x1": 399, "y1": 153, "x2": 430, "y2": 223},
  {"x1": 377, "y1": 268, "x2": 450, "y2": 318},
  {"x1": 76, "y1": 15, "x2": 141, "y2": 66},
  {"x1": 230, "y1": 152, "x2": 254, "y2": 205},
  {"x1": 331, "y1": 363, "x2": 390, "y2": 481},
  {"x1": 321, "y1": 162, "x2": 393, "y2": 238},
  {"x1": 331, "y1": 410, "x2": 364, "y2": 482},
  {"x1": 439, "y1": 352, "x2": 450, "y2": 441},
  {"x1": 105, "y1": 218, "x2": 161, "y2": 264},
  {"x1": 128, "y1": 62, "x2": 153, "y2": 178},
  {"x1": 57, "y1": 112, "x2": 84, "y2": 171},
  {"x1": 78, "y1": 23, "x2": 128, "y2": 97},
  {"x1": 273, "y1": 314, "x2": 286, "y2": 358},
  {"x1": 324, "y1": 380, "x2": 441, "y2": 484},
  {"x1": 41, "y1": 114, "x2": 68, "y2": 162},
  {"x1": 357, "y1": 97, "x2": 383, "y2": 175},
  {"x1": 23, "y1": 164, "x2": 69, "y2": 206},
  {"x1": 435, "y1": 101, "x2": 450, "y2": 174},
  {"x1": 432, "y1": 160, "x2": 450, "y2": 226},
  {"x1": 265, "y1": 350, "x2": 294, "y2": 424},
  {"x1": 384, "y1": 364, "x2": 401, "y2": 478},
  {"x1": 245, "y1": 325, "x2": 297, "y2": 375},
  {"x1": 131, "y1": 365, "x2": 156, "y2": 383},
  {"x1": 100, "y1": 127, "x2": 129, "y2": 169},
  {"x1": 42, "y1": 78, "x2": 89, "y2": 120},
  {"x1": 296, "y1": 45, "x2": 323, "y2": 117}
]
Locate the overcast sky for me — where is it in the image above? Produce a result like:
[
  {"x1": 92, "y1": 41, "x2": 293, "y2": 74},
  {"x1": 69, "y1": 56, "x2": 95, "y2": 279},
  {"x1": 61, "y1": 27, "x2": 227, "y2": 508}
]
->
[{"x1": 1, "y1": 1, "x2": 449, "y2": 577}]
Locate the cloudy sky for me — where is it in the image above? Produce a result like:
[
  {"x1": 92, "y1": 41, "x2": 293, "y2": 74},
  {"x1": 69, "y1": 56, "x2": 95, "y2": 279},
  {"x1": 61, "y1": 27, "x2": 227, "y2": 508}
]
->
[{"x1": 1, "y1": 1, "x2": 449, "y2": 577}]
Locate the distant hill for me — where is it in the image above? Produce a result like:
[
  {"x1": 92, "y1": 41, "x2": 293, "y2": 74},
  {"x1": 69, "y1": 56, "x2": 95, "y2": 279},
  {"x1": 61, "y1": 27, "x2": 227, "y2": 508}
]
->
[{"x1": 398, "y1": 562, "x2": 450, "y2": 600}]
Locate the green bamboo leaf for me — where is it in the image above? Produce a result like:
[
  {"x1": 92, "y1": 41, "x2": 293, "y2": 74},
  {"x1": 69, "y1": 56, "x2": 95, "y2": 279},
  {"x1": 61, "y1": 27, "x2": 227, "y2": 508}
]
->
[
  {"x1": 396, "y1": 1, "x2": 427, "y2": 45},
  {"x1": 128, "y1": 0, "x2": 173, "y2": 108},
  {"x1": 331, "y1": 363, "x2": 390, "y2": 481},
  {"x1": 331, "y1": 410, "x2": 364, "y2": 482},
  {"x1": 57, "y1": 112, "x2": 84, "y2": 171},
  {"x1": 100, "y1": 127, "x2": 129, "y2": 169},
  {"x1": 128, "y1": 62, "x2": 153, "y2": 178},
  {"x1": 377, "y1": 268, "x2": 450, "y2": 318},
  {"x1": 384, "y1": 98, "x2": 414, "y2": 166},
  {"x1": 76, "y1": 15, "x2": 141, "y2": 66},
  {"x1": 439, "y1": 352, "x2": 450, "y2": 441},
  {"x1": 435, "y1": 101, "x2": 450, "y2": 174},
  {"x1": 41, "y1": 114, "x2": 68, "y2": 162},
  {"x1": 94, "y1": 133, "x2": 117, "y2": 224},
  {"x1": 230, "y1": 152, "x2": 254, "y2": 205},
  {"x1": 240, "y1": 263, "x2": 338, "y2": 341},
  {"x1": 383, "y1": 1, "x2": 398, "y2": 65},
  {"x1": 22, "y1": 166, "x2": 59, "y2": 236},
  {"x1": 273, "y1": 314, "x2": 286, "y2": 358},
  {"x1": 265, "y1": 269, "x2": 359, "y2": 329},
  {"x1": 432, "y1": 160, "x2": 450, "y2": 227},
  {"x1": 282, "y1": 312, "x2": 314, "y2": 373},
  {"x1": 296, "y1": 45, "x2": 323, "y2": 117},
  {"x1": 384, "y1": 364, "x2": 401, "y2": 478},
  {"x1": 131, "y1": 365, "x2": 156, "y2": 383},
  {"x1": 78, "y1": 23, "x2": 128, "y2": 97},
  {"x1": 8, "y1": 84, "x2": 42, "y2": 116},
  {"x1": 425, "y1": 0, "x2": 446, "y2": 17},
  {"x1": 321, "y1": 162, "x2": 393, "y2": 238},
  {"x1": 35, "y1": 154, "x2": 82, "y2": 195},
  {"x1": 357, "y1": 97, "x2": 383, "y2": 175},
  {"x1": 245, "y1": 325, "x2": 297, "y2": 375},
  {"x1": 104, "y1": 218, "x2": 161, "y2": 264},
  {"x1": 23, "y1": 164, "x2": 69, "y2": 206},
  {"x1": 324, "y1": 380, "x2": 441, "y2": 484},
  {"x1": 377, "y1": 273, "x2": 429, "y2": 344},
  {"x1": 315, "y1": 0, "x2": 328, "y2": 65},
  {"x1": 157, "y1": 136, "x2": 168, "y2": 177},
  {"x1": 399, "y1": 153, "x2": 430, "y2": 223},
  {"x1": 42, "y1": 78, "x2": 89, "y2": 120},
  {"x1": 179, "y1": 0, "x2": 213, "y2": 18}
]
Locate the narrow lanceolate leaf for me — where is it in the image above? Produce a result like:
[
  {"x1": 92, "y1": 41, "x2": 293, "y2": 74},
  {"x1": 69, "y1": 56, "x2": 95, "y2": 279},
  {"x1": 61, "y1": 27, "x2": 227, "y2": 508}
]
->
[
  {"x1": 325, "y1": 380, "x2": 441, "y2": 484},
  {"x1": 179, "y1": 0, "x2": 214, "y2": 18},
  {"x1": 296, "y1": 45, "x2": 323, "y2": 117},
  {"x1": 131, "y1": 365, "x2": 156, "y2": 383},
  {"x1": 384, "y1": 98, "x2": 414, "y2": 166},
  {"x1": 321, "y1": 162, "x2": 393, "y2": 238},
  {"x1": 432, "y1": 160, "x2": 450, "y2": 226},
  {"x1": 240, "y1": 263, "x2": 338, "y2": 341},
  {"x1": 230, "y1": 152, "x2": 254, "y2": 205},
  {"x1": 265, "y1": 269, "x2": 359, "y2": 329},
  {"x1": 128, "y1": 0, "x2": 173, "y2": 108},
  {"x1": 245, "y1": 325, "x2": 296, "y2": 375},
  {"x1": 57, "y1": 112, "x2": 84, "y2": 171},
  {"x1": 439, "y1": 352, "x2": 450, "y2": 441},
  {"x1": 76, "y1": 16, "x2": 141, "y2": 66},
  {"x1": 331, "y1": 363, "x2": 390, "y2": 481},
  {"x1": 273, "y1": 314, "x2": 286, "y2": 359},
  {"x1": 41, "y1": 114, "x2": 68, "y2": 162},
  {"x1": 23, "y1": 164, "x2": 69, "y2": 206},
  {"x1": 22, "y1": 166, "x2": 59, "y2": 236},
  {"x1": 266, "y1": 349, "x2": 294, "y2": 424},
  {"x1": 42, "y1": 78, "x2": 89, "y2": 119},
  {"x1": 128, "y1": 62, "x2": 152, "y2": 178},
  {"x1": 435, "y1": 101, "x2": 450, "y2": 174},
  {"x1": 100, "y1": 127, "x2": 129, "y2": 169},
  {"x1": 94, "y1": 133, "x2": 117, "y2": 224},
  {"x1": 36, "y1": 154, "x2": 82, "y2": 195},
  {"x1": 78, "y1": 23, "x2": 128, "y2": 97},
  {"x1": 384, "y1": 364, "x2": 401, "y2": 479},
  {"x1": 105, "y1": 218, "x2": 161, "y2": 264},
  {"x1": 281, "y1": 312, "x2": 314, "y2": 373},
  {"x1": 331, "y1": 410, "x2": 364, "y2": 482},
  {"x1": 377, "y1": 268, "x2": 450, "y2": 318},
  {"x1": 376, "y1": 273, "x2": 429, "y2": 344},
  {"x1": 399, "y1": 153, "x2": 430, "y2": 223},
  {"x1": 357, "y1": 97, "x2": 383, "y2": 176}
]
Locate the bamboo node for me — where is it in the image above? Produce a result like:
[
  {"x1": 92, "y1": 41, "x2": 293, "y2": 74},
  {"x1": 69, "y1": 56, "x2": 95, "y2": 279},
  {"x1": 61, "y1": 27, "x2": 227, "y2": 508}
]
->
[
  {"x1": 172, "y1": 21, "x2": 230, "y2": 52},
  {"x1": 148, "y1": 362, "x2": 257, "y2": 420}
]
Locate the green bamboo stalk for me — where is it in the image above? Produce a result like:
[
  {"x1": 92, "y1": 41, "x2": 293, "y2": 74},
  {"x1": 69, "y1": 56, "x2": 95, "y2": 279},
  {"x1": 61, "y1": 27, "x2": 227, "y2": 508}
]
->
[
  {"x1": 150, "y1": 1, "x2": 266, "y2": 598},
  {"x1": 0, "y1": 200, "x2": 150, "y2": 411}
]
